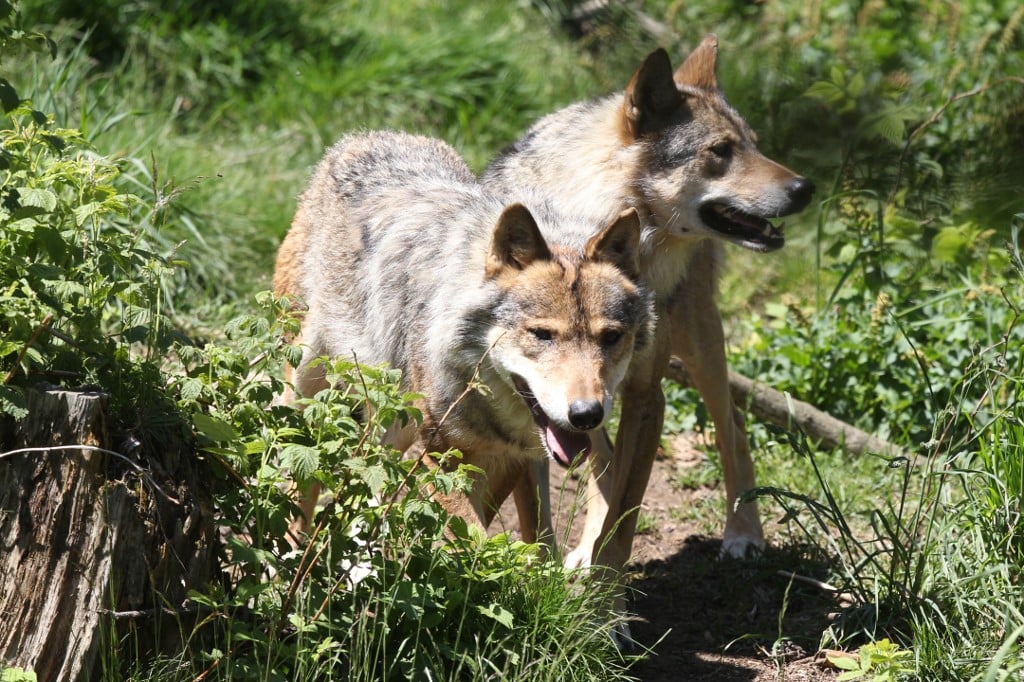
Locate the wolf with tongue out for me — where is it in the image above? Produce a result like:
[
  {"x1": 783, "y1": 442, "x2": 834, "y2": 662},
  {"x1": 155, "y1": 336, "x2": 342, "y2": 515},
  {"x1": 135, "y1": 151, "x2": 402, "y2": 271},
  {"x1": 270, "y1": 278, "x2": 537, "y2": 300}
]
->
[{"x1": 274, "y1": 130, "x2": 655, "y2": 545}]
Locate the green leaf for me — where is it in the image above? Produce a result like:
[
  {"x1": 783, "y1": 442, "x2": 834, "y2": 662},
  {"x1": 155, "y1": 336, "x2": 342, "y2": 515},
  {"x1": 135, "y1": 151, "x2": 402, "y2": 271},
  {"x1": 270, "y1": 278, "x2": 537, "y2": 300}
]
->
[
  {"x1": 0, "y1": 77, "x2": 19, "y2": 112},
  {"x1": 476, "y1": 602, "x2": 514, "y2": 630},
  {"x1": 178, "y1": 377, "x2": 205, "y2": 402},
  {"x1": 848, "y1": 71, "x2": 865, "y2": 97},
  {"x1": 0, "y1": 385, "x2": 29, "y2": 420},
  {"x1": 349, "y1": 458, "x2": 390, "y2": 495},
  {"x1": 932, "y1": 227, "x2": 969, "y2": 263},
  {"x1": 73, "y1": 201, "x2": 104, "y2": 226},
  {"x1": 15, "y1": 187, "x2": 57, "y2": 212},
  {"x1": 805, "y1": 80, "x2": 846, "y2": 105},
  {"x1": 865, "y1": 109, "x2": 905, "y2": 145},
  {"x1": 26, "y1": 263, "x2": 63, "y2": 281},
  {"x1": 779, "y1": 345, "x2": 811, "y2": 367},
  {"x1": 1, "y1": 667, "x2": 38, "y2": 682},
  {"x1": 280, "y1": 443, "x2": 319, "y2": 479},
  {"x1": 192, "y1": 412, "x2": 239, "y2": 443}
]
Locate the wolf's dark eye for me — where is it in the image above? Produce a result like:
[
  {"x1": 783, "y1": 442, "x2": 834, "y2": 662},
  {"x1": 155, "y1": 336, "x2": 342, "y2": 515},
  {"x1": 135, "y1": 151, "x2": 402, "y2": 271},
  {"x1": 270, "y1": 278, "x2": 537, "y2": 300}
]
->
[
  {"x1": 529, "y1": 328, "x2": 554, "y2": 342},
  {"x1": 709, "y1": 141, "x2": 732, "y2": 159},
  {"x1": 600, "y1": 329, "x2": 623, "y2": 347}
]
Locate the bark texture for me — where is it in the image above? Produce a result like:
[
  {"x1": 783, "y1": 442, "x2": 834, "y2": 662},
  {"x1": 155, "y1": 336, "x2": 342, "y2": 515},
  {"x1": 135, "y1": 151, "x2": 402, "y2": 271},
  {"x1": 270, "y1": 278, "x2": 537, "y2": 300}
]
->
[{"x1": 0, "y1": 385, "x2": 217, "y2": 681}]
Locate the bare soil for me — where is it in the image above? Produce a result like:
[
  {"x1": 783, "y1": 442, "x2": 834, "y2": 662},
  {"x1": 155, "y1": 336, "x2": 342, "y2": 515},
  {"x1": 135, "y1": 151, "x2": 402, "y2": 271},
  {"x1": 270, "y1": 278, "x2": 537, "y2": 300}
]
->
[{"x1": 495, "y1": 433, "x2": 841, "y2": 682}]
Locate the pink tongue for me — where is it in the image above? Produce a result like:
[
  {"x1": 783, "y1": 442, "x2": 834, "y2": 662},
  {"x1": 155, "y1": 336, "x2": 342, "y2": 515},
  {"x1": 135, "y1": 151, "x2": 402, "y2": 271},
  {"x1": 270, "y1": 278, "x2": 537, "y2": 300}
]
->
[{"x1": 545, "y1": 424, "x2": 592, "y2": 468}]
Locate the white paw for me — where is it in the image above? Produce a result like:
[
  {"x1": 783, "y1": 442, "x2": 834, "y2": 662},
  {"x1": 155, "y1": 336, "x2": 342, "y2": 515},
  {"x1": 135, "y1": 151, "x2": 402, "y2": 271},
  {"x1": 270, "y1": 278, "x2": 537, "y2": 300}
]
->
[
  {"x1": 563, "y1": 546, "x2": 592, "y2": 570},
  {"x1": 720, "y1": 532, "x2": 765, "y2": 559}
]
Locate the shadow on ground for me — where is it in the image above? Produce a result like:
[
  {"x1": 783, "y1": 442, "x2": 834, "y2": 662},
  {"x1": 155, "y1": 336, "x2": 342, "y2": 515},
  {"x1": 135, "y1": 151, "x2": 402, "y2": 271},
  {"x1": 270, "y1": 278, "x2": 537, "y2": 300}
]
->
[{"x1": 626, "y1": 536, "x2": 837, "y2": 681}]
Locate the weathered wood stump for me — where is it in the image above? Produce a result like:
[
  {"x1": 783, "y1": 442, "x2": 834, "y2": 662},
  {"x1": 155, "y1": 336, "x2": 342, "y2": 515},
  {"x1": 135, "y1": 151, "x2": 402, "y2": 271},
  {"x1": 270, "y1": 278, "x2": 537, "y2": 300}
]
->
[{"x1": 0, "y1": 385, "x2": 218, "y2": 680}]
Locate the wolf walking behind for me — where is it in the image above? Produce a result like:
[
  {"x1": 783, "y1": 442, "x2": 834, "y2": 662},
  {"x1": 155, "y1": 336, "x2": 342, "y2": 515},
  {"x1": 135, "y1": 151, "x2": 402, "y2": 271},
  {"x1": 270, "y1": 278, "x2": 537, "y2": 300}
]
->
[
  {"x1": 483, "y1": 35, "x2": 815, "y2": 640},
  {"x1": 273, "y1": 130, "x2": 654, "y2": 543}
]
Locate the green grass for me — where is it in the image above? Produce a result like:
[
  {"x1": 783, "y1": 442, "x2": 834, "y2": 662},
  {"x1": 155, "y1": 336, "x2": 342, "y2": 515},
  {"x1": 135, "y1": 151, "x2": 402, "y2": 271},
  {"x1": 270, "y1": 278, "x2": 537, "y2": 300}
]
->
[
  {"x1": 14, "y1": 0, "x2": 625, "y2": 316},
  {"x1": 4, "y1": 0, "x2": 1024, "y2": 678}
]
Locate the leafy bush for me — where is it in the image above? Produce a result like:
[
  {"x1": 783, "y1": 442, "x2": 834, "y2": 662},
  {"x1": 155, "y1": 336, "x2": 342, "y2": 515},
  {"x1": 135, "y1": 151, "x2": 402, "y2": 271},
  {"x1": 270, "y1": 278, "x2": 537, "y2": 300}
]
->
[
  {"x1": 2, "y1": 5, "x2": 634, "y2": 679},
  {"x1": 159, "y1": 327, "x2": 632, "y2": 680},
  {"x1": 0, "y1": 11, "x2": 177, "y2": 421}
]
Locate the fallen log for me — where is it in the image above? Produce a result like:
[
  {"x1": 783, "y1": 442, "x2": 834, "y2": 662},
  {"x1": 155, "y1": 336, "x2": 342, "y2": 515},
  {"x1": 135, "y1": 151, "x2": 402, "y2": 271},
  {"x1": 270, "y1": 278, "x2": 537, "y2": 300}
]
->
[{"x1": 665, "y1": 357, "x2": 906, "y2": 458}]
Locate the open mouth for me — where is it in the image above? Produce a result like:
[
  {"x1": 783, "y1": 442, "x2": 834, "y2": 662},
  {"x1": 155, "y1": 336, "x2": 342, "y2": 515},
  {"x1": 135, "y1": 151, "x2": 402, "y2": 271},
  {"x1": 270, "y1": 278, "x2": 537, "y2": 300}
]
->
[
  {"x1": 699, "y1": 201, "x2": 785, "y2": 252},
  {"x1": 512, "y1": 376, "x2": 592, "y2": 468}
]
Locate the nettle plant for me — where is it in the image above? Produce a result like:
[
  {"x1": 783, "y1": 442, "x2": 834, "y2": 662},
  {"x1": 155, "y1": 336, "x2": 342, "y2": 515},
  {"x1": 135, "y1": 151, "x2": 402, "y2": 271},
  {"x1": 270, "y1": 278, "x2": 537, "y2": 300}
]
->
[
  {"x1": 0, "y1": 104, "x2": 181, "y2": 417},
  {"x1": 171, "y1": 326, "x2": 628, "y2": 679}
]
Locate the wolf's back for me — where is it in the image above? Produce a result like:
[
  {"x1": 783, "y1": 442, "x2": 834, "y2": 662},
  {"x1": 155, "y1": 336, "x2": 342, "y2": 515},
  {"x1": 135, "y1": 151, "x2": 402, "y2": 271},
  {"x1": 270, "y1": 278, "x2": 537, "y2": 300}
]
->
[{"x1": 285, "y1": 131, "x2": 500, "y2": 383}]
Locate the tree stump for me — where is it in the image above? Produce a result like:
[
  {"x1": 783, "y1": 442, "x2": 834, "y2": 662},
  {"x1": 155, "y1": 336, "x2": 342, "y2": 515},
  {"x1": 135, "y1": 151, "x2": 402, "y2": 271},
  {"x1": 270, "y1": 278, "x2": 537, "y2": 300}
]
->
[{"x1": 0, "y1": 385, "x2": 218, "y2": 680}]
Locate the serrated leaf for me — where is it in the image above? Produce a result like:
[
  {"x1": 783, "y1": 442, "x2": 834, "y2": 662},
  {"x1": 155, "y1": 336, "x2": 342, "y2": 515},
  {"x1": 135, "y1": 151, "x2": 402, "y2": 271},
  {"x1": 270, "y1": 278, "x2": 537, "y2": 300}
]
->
[
  {"x1": 26, "y1": 262, "x2": 63, "y2": 280},
  {"x1": 192, "y1": 412, "x2": 239, "y2": 443},
  {"x1": 0, "y1": 385, "x2": 29, "y2": 420},
  {"x1": 73, "y1": 201, "x2": 104, "y2": 226},
  {"x1": 243, "y1": 439, "x2": 267, "y2": 455},
  {"x1": 1, "y1": 666, "x2": 38, "y2": 682},
  {"x1": 283, "y1": 344, "x2": 303, "y2": 367},
  {"x1": 280, "y1": 443, "x2": 319, "y2": 479},
  {"x1": 15, "y1": 187, "x2": 57, "y2": 212},
  {"x1": 358, "y1": 462, "x2": 389, "y2": 496},
  {"x1": 178, "y1": 377, "x2": 204, "y2": 402},
  {"x1": 866, "y1": 111, "x2": 905, "y2": 145},
  {"x1": 804, "y1": 80, "x2": 846, "y2": 105},
  {"x1": 476, "y1": 602, "x2": 514, "y2": 629}
]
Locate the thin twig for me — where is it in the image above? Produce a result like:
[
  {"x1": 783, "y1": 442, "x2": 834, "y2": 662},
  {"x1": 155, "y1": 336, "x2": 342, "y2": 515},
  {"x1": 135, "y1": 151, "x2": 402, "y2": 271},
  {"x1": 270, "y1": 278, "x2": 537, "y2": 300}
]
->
[
  {"x1": 427, "y1": 332, "x2": 505, "y2": 447},
  {"x1": 891, "y1": 76, "x2": 1024, "y2": 204},
  {"x1": 0, "y1": 444, "x2": 181, "y2": 504}
]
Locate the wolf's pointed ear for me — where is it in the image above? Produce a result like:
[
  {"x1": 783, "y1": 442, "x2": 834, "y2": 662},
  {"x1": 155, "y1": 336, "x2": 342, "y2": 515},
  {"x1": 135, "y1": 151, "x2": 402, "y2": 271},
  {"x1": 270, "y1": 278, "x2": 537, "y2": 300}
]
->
[
  {"x1": 674, "y1": 34, "x2": 719, "y2": 90},
  {"x1": 487, "y1": 203, "x2": 552, "y2": 278},
  {"x1": 622, "y1": 48, "x2": 682, "y2": 139},
  {"x1": 586, "y1": 208, "x2": 641, "y2": 280}
]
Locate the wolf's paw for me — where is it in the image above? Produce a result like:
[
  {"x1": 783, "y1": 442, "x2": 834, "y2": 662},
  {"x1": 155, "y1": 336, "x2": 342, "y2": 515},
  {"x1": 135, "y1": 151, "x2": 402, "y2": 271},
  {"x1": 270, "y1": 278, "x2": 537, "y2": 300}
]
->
[
  {"x1": 563, "y1": 546, "x2": 592, "y2": 569},
  {"x1": 719, "y1": 532, "x2": 766, "y2": 560}
]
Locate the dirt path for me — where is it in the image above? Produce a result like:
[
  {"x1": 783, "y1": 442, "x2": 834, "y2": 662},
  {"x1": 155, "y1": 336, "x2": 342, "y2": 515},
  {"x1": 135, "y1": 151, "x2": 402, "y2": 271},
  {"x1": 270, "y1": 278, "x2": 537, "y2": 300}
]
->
[{"x1": 495, "y1": 433, "x2": 839, "y2": 681}]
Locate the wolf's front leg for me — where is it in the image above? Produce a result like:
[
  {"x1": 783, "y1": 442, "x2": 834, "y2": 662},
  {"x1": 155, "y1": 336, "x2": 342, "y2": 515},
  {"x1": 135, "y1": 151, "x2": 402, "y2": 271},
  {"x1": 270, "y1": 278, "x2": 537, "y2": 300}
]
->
[
  {"x1": 512, "y1": 458, "x2": 555, "y2": 552},
  {"x1": 566, "y1": 322, "x2": 669, "y2": 649},
  {"x1": 669, "y1": 247, "x2": 765, "y2": 558}
]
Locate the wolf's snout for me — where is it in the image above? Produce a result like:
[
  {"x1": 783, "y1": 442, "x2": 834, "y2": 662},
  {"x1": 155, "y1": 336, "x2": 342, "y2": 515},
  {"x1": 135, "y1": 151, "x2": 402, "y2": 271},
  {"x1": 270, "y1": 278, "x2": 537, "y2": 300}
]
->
[
  {"x1": 568, "y1": 400, "x2": 604, "y2": 430},
  {"x1": 785, "y1": 176, "x2": 815, "y2": 212}
]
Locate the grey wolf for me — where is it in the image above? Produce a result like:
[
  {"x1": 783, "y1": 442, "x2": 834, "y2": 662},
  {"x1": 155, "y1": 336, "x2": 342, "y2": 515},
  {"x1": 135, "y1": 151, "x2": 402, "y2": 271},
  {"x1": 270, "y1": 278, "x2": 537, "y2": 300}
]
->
[
  {"x1": 484, "y1": 35, "x2": 814, "y2": 617},
  {"x1": 273, "y1": 130, "x2": 654, "y2": 539}
]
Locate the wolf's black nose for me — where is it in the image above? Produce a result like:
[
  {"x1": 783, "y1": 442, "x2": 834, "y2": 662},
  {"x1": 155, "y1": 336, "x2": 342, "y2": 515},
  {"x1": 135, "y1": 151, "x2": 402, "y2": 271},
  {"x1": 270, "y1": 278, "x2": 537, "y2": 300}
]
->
[
  {"x1": 568, "y1": 400, "x2": 604, "y2": 431},
  {"x1": 786, "y1": 176, "x2": 815, "y2": 212}
]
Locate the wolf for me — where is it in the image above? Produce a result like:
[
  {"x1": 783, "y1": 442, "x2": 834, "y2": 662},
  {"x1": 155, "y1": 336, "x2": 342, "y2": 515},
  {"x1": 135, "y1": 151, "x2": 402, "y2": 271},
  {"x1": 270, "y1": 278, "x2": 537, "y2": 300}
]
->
[
  {"x1": 484, "y1": 35, "x2": 814, "y2": 595},
  {"x1": 273, "y1": 130, "x2": 654, "y2": 539}
]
